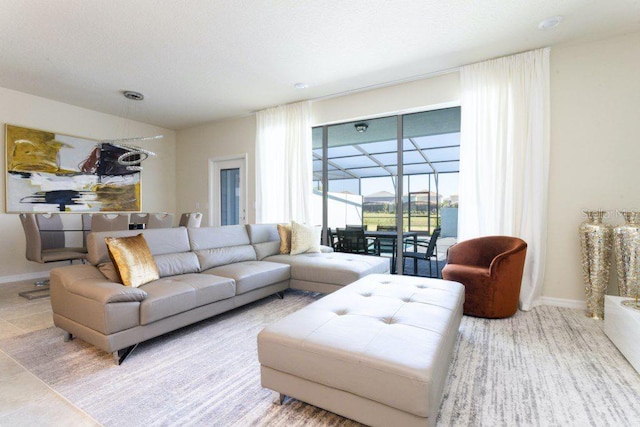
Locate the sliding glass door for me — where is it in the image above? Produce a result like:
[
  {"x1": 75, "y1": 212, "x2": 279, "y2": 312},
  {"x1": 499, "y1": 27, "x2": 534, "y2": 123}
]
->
[{"x1": 314, "y1": 107, "x2": 460, "y2": 275}]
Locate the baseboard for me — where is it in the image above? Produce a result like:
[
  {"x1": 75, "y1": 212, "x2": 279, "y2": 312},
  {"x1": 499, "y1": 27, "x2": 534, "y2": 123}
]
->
[
  {"x1": 537, "y1": 296, "x2": 587, "y2": 310},
  {"x1": 0, "y1": 271, "x2": 48, "y2": 284}
]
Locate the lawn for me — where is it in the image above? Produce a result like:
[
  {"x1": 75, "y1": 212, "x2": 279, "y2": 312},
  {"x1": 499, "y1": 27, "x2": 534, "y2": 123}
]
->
[{"x1": 363, "y1": 213, "x2": 439, "y2": 232}]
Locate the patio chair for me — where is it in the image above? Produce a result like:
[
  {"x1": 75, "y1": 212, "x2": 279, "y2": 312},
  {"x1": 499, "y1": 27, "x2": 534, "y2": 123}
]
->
[
  {"x1": 336, "y1": 228, "x2": 380, "y2": 255},
  {"x1": 326, "y1": 227, "x2": 340, "y2": 251},
  {"x1": 403, "y1": 227, "x2": 441, "y2": 277},
  {"x1": 376, "y1": 225, "x2": 398, "y2": 273}
]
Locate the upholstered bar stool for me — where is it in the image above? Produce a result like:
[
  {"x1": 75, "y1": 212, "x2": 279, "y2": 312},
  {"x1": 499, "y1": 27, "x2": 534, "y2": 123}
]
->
[
  {"x1": 179, "y1": 212, "x2": 202, "y2": 228},
  {"x1": 147, "y1": 213, "x2": 173, "y2": 228},
  {"x1": 130, "y1": 213, "x2": 149, "y2": 229},
  {"x1": 91, "y1": 213, "x2": 129, "y2": 232},
  {"x1": 19, "y1": 213, "x2": 86, "y2": 299}
]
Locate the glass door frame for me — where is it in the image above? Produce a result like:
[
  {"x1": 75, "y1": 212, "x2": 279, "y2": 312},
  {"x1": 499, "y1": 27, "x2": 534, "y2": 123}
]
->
[
  {"x1": 208, "y1": 154, "x2": 248, "y2": 226},
  {"x1": 317, "y1": 116, "x2": 407, "y2": 274}
]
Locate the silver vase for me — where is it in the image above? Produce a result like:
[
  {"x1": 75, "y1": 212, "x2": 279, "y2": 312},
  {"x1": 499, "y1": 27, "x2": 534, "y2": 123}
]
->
[
  {"x1": 579, "y1": 210, "x2": 612, "y2": 319},
  {"x1": 613, "y1": 211, "x2": 640, "y2": 299}
]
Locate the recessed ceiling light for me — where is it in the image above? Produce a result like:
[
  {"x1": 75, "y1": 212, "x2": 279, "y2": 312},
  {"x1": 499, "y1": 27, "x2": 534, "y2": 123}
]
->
[
  {"x1": 538, "y1": 16, "x2": 563, "y2": 30},
  {"x1": 294, "y1": 82, "x2": 309, "y2": 89},
  {"x1": 123, "y1": 90, "x2": 144, "y2": 101}
]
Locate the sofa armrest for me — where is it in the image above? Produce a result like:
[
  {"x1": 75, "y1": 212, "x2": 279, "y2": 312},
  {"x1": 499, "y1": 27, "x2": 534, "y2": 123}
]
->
[
  {"x1": 320, "y1": 245, "x2": 334, "y2": 253},
  {"x1": 50, "y1": 264, "x2": 147, "y2": 304}
]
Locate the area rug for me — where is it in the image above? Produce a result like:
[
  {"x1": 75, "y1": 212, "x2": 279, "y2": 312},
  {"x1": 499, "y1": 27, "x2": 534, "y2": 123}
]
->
[{"x1": 1, "y1": 290, "x2": 640, "y2": 426}]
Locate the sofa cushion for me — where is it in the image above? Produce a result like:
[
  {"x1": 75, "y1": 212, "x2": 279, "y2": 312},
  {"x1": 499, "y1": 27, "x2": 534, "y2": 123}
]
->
[
  {"x1": 253, "y1": 241, "x2": 281, "y2": 261},
  {"x1": 139, "y1": 273, "x2": 235, "y2": 325},
  {"x1": 246, "y1": 223, "x2": 280, "y2": 244},
  {"x1": 246, "y1": 224, "x2": 282, "y2": 260},
  {"x1": 97, "y1": 262, "x2": 120, "y2": 282},
  {"x1": 195, "y1": 246, "x2": 257, "y2": 270},
  {"x1": 154, "y1": 252, "x2": 201, "y2": 277},
  {"x1": 87, "y1": 228, "x2": 192, "y2": 265},
  {"x1": 188, "y1": 226, "x2": 257, "y2": 269},
  {"x1": 188, "y1": 225, "x2": 251, "y2": 250},
  {"x1": 264, "y1": 252, "x2": 389, "y2": 286},
  {"x1": 97, "y1": 252, "x2": 201, "y2": 283},
  {"x1": 204, "y1": 261, "x2": 290, "y2": 295}
]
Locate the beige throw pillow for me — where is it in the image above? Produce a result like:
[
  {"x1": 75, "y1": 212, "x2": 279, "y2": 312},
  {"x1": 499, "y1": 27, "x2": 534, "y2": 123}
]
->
[
  {"x1": 290, "y1": 221, "x2": 321, "y2": 255},
  {"x1": 105, "y1": 234, "x2": 159, "y2": 287},
  {"x1": 277, "y1": 224, "x2": 292, "y2": 254},
  {"x1": 97, "y1": 262, "x2": 121, "y2": 283}
]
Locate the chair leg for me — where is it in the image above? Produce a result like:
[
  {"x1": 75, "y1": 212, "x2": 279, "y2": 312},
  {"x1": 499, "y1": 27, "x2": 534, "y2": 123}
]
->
[
  {"x1": 429, "y1": 258, "x2": 433, "y2": 277},
  {"x1": 413, "y1": 258, "x2": 418, "y2": 275}
]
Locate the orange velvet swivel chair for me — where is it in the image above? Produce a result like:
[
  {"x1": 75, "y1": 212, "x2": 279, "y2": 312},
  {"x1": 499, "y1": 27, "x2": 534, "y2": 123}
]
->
[{"x1": 442, "y1": 236, "x2": 527, "y2": 319}]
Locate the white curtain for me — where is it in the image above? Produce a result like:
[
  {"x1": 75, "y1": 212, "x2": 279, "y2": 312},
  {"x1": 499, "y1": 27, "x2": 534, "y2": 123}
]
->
[
  {"x1": 255, "y1": 101, "x2": 312, "y2": 224},
  {"x1": 458, "y1": 48, "x2": 550, "y2": 310}
]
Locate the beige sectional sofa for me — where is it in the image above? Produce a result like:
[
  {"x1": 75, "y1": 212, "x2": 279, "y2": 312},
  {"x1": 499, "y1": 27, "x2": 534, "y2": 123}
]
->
[{"x1": 50, "y1": 224, "x2": 389, "y2": 363}]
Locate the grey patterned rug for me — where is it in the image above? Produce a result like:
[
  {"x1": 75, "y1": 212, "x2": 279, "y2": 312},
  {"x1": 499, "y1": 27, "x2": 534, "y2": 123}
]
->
[{"x1": 1, "y1": 290, "x2": 639, "y2": 426}]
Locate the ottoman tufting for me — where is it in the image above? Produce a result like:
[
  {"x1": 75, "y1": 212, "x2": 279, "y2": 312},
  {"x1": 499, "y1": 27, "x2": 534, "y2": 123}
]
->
[{"x1": 257, "y1": 274, "x2": 465, "y2": 427}]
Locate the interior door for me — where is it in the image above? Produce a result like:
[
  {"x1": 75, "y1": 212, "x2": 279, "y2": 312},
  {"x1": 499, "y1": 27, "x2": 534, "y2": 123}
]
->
[{"x1": 209, "y1": 156, "x2": 247, "y2": 226}]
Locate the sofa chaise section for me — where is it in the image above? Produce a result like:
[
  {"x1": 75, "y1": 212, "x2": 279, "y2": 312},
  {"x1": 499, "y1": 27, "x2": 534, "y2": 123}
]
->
[{"x1": 246, "y1": 224, "x2": 390, "y2": 294}]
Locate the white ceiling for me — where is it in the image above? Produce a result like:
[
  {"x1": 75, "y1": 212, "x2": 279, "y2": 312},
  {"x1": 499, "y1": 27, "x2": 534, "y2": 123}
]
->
[{"x1": 1, "y1": 0, "x2": 639, "y2": 130}]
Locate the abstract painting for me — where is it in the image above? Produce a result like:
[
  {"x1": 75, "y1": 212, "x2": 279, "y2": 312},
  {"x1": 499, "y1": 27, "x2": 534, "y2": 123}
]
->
[{"x1": 5, "y1": 124, "x2": 141, "y2": 212}]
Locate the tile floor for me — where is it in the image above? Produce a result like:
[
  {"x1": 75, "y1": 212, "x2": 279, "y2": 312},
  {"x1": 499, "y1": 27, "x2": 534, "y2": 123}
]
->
[{"x1": 0, "y1": 279, "x2": 100, "y2": 426}]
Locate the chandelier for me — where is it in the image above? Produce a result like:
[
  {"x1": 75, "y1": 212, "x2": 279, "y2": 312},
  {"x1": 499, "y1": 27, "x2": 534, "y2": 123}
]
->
[{"x1": 101, "y1": 91, "x2": 162, "y2": 171}]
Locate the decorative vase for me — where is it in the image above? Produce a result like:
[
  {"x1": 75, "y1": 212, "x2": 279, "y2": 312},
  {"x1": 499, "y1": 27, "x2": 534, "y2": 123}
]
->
[
  {"x1": 579, "y1": 210, "x2": 613, "y2": 319},
  {"x1": 613, "y1": 211, "x2": 640, "y2": 299}
]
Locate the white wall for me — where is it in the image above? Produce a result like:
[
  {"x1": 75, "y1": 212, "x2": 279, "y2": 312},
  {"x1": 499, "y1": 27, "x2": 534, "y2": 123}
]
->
[
  {"x1": 176, "y1": 114, "x2": 256, "y2": 225},
  {"x1": 544, "y1": 32, "x2": 640, "y2": 302},
  {"x1": 0, "y1": 87, "x2": 176, "y2": 281},
  {"x1": 312, "y1": 72, "x2": 461, "y2": 126}
]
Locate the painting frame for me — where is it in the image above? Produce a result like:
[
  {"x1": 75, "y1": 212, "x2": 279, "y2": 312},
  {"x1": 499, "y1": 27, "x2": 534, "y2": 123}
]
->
[{"x1": 5, "y1": 124, "x2": 142, "y2": 213}]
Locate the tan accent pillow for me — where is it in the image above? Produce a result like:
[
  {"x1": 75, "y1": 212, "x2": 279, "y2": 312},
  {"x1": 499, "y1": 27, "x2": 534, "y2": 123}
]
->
[
  {"x1": 104, "y1": 234, "x2": 159, "y2": 287},
  {"x1": 97, "y1": 262, "x2": 121, "y2": 283},
  {"x1": 277, "y1": 224, "x2": 292, "y2": 254},
  {"x1": 290, "y1": 221, "x2": 321, "y2": 255}
]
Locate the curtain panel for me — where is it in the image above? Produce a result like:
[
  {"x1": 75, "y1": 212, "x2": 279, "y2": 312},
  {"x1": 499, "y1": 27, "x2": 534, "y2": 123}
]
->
[
  {"x1": 255, "y1": 101, "x2": 312, "y2": 224},
  {"x1": 458, "y1": 48, "x2": 550, "y2": 310}
]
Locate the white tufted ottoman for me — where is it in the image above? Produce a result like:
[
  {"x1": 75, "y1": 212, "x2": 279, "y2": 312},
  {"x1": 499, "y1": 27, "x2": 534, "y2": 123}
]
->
[{"x1": 258, "y1": 274, "x2": 464, "y2": 427}]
